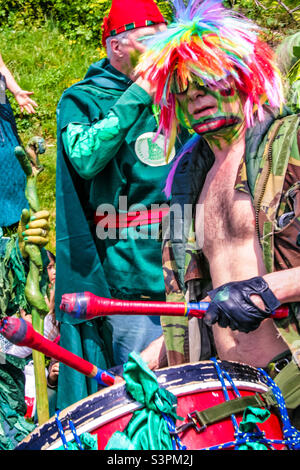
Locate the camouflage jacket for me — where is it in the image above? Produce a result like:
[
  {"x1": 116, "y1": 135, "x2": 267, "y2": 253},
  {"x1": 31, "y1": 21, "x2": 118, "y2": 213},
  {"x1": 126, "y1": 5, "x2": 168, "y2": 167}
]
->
[{"x1": 161, "y1": 110, "x2": 300, "y2": 366}]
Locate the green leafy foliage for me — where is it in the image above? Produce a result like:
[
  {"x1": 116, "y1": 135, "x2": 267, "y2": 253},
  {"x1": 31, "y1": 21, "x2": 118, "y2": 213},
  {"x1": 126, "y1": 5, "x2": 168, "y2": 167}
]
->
[
  {"x1": 0, "y1": 0, "x2": 173, "y2": 44},
  {"x1": 1, "y1": 1, "x2": 298, "y2": 46},
  {"x1": 226, "y1": 0, "x2": 299, "y2": 45},
  {"x1": 0, "y1": 0, "x2": 107, "y2": 43},
  {"x1": 1, "y1": 1, "x2": 176, "y2": 44},
  {"x1": 1, "y1": 22, "x2": 101, "y2": 252}
]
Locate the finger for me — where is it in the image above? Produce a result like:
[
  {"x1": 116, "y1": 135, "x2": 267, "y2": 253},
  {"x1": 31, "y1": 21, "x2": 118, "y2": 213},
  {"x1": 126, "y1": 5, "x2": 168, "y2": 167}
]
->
[
  {"x1": 26, "y1": 219, "x2": 49, "y2": 230},
  {"x1": 114, "y1": 375, "x2": 125, "y2": 385},
  {"x1": 23, "y1": 228, "x2": 45, "y2": 237},
  {"x1": 28, "y1": 98, "x2": 38, "y2": 107},
  {"x1": 20, "y1": 309, "x2": 27, "y2": 319},
  {"x1": 20, "y1": 208, "x2": 30, "y2": 226},
  {"x1": 202, "y1": 295, "x2": 211, "y2": 302},
  {"x1": 20, "y1": 313, "x2": 32, "y2": 323},
  {"x1": 30, "y1": 210, "x2": 50, "y2": 221},
  {"x1": 24, "y1": 104, "x2": 35, "y2": 114},
  {"x1": 218, "y1": 313, "x2": 231, "y2": 329},
  {"x1": 24, "y1": 235, "x2": 48, "y2": 245},
  {"x1": 203, "y1": 302, "x2": 220, "y2": 326}
]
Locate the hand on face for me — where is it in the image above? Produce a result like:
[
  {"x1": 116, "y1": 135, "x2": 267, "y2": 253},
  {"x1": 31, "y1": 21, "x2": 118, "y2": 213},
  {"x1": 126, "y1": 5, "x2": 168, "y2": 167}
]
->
[{"x1": 127, "y1": 24, "x2": 166, "y2": 89}]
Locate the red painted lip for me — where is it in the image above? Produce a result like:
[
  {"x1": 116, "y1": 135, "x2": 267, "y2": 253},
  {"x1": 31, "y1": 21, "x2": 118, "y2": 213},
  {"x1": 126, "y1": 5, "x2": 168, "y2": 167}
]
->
[{"x1": 193, "y1": 116, "x2": 240, "y2": 134}]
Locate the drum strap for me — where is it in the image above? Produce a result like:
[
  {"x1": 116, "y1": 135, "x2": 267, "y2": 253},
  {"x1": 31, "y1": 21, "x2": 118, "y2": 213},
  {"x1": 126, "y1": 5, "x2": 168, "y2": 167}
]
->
[
  {"x1": 189, "y1": 392, "x2": 277, "y2": 430},
  {"x1": 274, "y1": 361, "x2": 300, "y2": 410},
  {"x1": 181, "y1": 362, "x2": 300, "y2": 431}
]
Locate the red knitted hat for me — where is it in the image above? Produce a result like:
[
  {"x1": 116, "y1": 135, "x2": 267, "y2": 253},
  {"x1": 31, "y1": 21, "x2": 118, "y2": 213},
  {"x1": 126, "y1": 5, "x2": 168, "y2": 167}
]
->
[{"x1": 102, "y1": 0, "x2": 166, "y2": 46}]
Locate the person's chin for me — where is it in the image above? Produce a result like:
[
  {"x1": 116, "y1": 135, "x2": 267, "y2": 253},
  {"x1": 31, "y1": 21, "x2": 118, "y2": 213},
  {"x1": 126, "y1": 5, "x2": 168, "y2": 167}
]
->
[{"x1": 192, "y1": 115, "x2": 240, "y2": 135}]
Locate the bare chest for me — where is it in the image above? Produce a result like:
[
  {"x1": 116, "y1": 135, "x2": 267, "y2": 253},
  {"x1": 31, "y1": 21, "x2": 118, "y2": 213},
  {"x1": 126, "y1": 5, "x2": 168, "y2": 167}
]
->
[{"x1": 195, "y1": 162, "x2": 257, "y2": 253}]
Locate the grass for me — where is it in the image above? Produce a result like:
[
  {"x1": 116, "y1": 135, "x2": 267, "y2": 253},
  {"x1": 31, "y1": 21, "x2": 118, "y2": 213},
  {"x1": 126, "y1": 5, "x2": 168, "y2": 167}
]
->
[{"x1": 1, "y1": 21, "x2": 103, "y2": 253}]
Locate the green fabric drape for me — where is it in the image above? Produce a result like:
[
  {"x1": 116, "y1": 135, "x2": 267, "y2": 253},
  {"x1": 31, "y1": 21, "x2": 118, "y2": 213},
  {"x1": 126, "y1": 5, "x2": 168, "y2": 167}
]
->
[
  {"x1": 237, "y1": 406, "x2": 271, "y2": 450},
  {"x1": 105, "y1": 352, "x2": 182, "y2": 450}
]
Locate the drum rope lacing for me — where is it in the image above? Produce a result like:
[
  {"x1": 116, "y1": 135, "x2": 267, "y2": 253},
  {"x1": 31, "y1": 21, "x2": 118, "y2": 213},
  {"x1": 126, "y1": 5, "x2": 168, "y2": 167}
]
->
[
  {"x1": 258, "y1": 369, "x2": 300, "y2": 450},
  {"x1": 161, "y1": 412, "x2": 187, "y2": 450},
  {"x1": 55, "y1": 410, "x2": 84, "y2": 450},
  {"x1": 55, "y1": 410, "x2": 69, "y2": 450},
  {"x1": 180, "y1": 358, "x2": 300, "y2": 451}
]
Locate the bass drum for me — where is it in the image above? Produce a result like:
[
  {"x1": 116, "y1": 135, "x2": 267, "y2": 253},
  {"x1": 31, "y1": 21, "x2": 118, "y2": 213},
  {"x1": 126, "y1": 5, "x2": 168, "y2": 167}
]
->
[{"x1": 16, "y1": 360, "x2": 285, "y2": 451}]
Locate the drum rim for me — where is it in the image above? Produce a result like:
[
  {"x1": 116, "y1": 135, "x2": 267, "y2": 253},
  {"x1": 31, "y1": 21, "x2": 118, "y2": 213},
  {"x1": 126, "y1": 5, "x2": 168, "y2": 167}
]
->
[
  {"x1": 17, "y1": 360, "x2": 269, "y2": 451},
  {"x1": 47, "y1": 378, "x2": 268, "y2": 450}
]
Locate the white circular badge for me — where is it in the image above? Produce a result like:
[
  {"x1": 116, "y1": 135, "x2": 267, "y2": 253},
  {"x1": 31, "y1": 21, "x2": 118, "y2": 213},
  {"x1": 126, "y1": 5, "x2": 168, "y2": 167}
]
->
[{"x1": 135, "y1": 132, "x2": 176, "y2": 167}]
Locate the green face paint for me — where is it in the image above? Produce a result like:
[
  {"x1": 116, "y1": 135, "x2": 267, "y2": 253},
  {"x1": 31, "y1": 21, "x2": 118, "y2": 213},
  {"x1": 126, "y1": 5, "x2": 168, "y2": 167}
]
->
[
  {"x1": 176, "y1": 82, "x2": 245, "y2": 145},
  {"x1": 129, "y1": 49, "x2": 142, "y2": 69}
]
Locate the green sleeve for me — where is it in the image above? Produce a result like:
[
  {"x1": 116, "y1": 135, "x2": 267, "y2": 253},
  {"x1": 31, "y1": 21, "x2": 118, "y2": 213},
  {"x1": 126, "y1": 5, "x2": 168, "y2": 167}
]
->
[{"x1": 62, "y1": 83, "x2": 152, "y2": 180}]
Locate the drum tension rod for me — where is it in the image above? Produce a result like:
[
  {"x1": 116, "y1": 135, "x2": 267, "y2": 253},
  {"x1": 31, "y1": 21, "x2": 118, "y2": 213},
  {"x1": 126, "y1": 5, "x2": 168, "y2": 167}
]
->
[{"x1": 170, "y1": 411, "x2": 206, "y2": 435}]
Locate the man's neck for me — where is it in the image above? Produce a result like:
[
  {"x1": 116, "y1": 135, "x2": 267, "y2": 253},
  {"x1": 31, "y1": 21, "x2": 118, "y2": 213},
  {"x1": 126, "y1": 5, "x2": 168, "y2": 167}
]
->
[
  {"x1": 109, "y1": 57, "x2": 132, "y2": 80},
  {"x1": 204, "y1": 124, "x2": 246, "y2": 163}
]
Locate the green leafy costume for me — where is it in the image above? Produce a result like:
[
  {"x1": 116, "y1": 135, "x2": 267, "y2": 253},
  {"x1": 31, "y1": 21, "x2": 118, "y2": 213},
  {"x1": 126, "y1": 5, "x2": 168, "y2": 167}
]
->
[
  {"x1": 0, "y1": 235, "x2": 52, "y2": 447},
  {"x1": 0, "y1": 354, "x2": 35, "y2": 450}
]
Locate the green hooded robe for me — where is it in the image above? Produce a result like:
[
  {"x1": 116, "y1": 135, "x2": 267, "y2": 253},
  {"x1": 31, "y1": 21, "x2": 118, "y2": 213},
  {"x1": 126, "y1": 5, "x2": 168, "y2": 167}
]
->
[{"x1": 55, "y1": 59, "x2": 188, "y2": 409}]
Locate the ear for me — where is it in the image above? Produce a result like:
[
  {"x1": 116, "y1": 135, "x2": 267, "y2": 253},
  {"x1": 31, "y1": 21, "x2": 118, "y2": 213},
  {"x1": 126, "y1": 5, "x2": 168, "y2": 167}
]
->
[{"x1": 110, "y1": 38, "x2": 124, "y2": 58}]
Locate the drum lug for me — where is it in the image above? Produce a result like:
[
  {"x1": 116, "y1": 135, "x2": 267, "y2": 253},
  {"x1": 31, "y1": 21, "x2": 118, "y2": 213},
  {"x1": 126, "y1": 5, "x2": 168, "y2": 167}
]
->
[{"x1": 170, "y1": 411, "x2": 206, "y2": 435}]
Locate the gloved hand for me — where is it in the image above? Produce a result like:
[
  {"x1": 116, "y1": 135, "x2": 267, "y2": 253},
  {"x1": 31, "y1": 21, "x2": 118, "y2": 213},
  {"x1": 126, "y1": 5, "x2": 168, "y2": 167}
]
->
[
  {"x1": 204, "y1": 276, "x2": 281, "y2": 333},
  {"x1": 18, "y1": 208, "x2": 50, "y2": 258}
]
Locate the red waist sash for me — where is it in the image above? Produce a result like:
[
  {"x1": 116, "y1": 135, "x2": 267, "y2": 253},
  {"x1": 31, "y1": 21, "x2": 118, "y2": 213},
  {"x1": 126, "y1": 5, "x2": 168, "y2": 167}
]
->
[{"x1": 94, "y1": 207, "x2": 169, "y2": 229}]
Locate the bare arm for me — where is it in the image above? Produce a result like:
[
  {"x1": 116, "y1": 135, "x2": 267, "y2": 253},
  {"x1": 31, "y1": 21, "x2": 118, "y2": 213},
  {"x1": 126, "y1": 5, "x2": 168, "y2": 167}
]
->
[
  {"x1": 139, "y1": 335, "x2": 168, "y2": 370},
  {"x1": 264, "y1": 266, "x2": 300, "y2": 305},
  {"x1": 0, "y1": 52, "x2": 22, "y2": 96},
  {"x1": 0, "y1": 53, "x2": 37, "y2": 113}
]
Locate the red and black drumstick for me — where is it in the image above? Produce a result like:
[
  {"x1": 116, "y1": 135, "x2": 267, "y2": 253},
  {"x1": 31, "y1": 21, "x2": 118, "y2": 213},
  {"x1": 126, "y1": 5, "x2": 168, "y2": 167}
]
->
[
  {"x1": 60, "y1": 292, "x2": 289, "y2": 320},
  {"x1": 0, "y1": 317, "x2": 114, "y2": 387}
]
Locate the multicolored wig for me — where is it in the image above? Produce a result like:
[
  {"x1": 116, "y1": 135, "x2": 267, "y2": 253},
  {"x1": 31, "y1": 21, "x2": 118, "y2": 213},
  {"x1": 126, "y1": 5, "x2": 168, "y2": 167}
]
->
[{"x1": 136, "y1": 0, "x2": 284, "y2": 161}]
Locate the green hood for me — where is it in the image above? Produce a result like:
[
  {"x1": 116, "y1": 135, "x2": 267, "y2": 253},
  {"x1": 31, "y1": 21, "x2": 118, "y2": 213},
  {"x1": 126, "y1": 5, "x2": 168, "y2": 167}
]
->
[{"x1": 55, "y1": 59, "x2": 131, "y2": 324}]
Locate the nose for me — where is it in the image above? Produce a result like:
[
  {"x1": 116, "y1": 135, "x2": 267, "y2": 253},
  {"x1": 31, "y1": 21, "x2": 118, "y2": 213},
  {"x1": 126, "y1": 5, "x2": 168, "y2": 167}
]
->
[
  {"x1": 186, "y1": 87, "x2": 206, "y2": 114},
  {"x1": 188, "y1": 85, "x2": 206, "y2": 99}
]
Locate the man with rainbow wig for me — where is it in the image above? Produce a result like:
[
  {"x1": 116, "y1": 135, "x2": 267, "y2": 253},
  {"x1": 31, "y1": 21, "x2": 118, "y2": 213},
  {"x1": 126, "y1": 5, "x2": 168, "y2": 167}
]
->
[{"x1": 136, "y1": 0, "x2": 300, "y2": 405}]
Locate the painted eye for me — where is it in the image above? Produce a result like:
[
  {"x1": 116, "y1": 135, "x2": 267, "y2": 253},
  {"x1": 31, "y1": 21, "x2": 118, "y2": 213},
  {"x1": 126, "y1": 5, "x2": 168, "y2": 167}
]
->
[
  {"x1": 220, "y1": 88, "x2": 235, "y2": 97},
  {"x1": 194, "y1": 81, "x2": 205, "y2": 92}
]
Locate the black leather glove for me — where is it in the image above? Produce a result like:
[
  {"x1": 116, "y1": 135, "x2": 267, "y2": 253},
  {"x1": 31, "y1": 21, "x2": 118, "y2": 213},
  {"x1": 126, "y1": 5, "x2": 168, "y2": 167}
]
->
[{"x1": 204, "y1": 276, "x2": 280, "y2": 333}]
